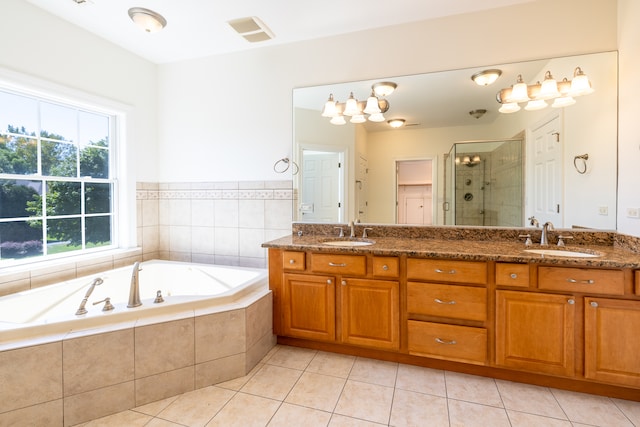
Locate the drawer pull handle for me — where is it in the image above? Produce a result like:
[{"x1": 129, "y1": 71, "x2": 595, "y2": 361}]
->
[
  {"x1": 434, "y1": 298, "x2": 456, "y2": 305},
  {"x1": 435, "y1": 269, "x2": 456, "y2": 274},
  {"x1": 510, "y1": 273, "x2": 518, "y2": 279},
  {"x1": 566, "y1": 278, "x2": 595, "y2": 284},
  {"x1": 329, "y1": 262, "x2": 347, "y2": 267},
  {"x1": 435, "y1": 338, "x2": 457, "y2": 345},
  {"x1": 382, "y1": 264, "x2": 389, "y2": 271}
]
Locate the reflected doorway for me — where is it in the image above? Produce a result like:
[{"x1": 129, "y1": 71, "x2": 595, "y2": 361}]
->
[
  {"x1": 396, "y1": 159, "x2": 433, "y2": 225},
  {"x1": 299, "y1": 148, "x2": 345, "y2": 222}
]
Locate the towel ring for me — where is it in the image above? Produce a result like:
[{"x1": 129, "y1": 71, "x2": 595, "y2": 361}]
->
[
  {"x1": 273, "y1": 157, "x2": 299, "y2": 175},
  {"x1": 573, "y1": 153, "x2": 589, "y2": 174}
]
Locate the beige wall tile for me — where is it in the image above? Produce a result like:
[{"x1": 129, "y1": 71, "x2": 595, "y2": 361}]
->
[
  {"x1": 195, "y1": 353, "x2": 246, "y2": 389},
  {"x1": 0, "y1": 342, "x2": 62, "y2": 413},
  {"x1": 194, "y1": 310, "x2": 245, "y2": 364},
  {"x1": 30, "y1": 268, "x2": 77, "y2": 289},
  {"x1": 0, "y1": 278, "x2": 30, "y2": 297},
  {"x1": 135, "y1": 318, "x2": 194, "y2": 378},
  {"x1": 0, "y1": 399, "x2": 62, "y2": 427},
  {"x1": 142, "y1": 226, "x2": 160, "y2": 254},
  {"x1": 63, "y1": 329, "x2": 134, "y2": 396},
  {"x1": 142, "y1": 199, "x2": 159, "y2": 227},
  {"x1": 246, "y1": 331, "x2": 276, "y2": 372},
  {"x1": 63, "y1": 381, "x2": 134, "y2": 427},
  {"x1": 190, "y1": 226, "x2": 214, "y2": 255},
  {"x1": 135, "y1": 366, "x2": 195, "y2": 406},
  {"x1": 76, "y1": 259, "x2": 114, "y2": 279},
  {"x1": 191, "y1": 200, "x2": 214, "y2": 227},
  {"x1": 245, "y1": 293, "x2": 272, "y2": 349}
]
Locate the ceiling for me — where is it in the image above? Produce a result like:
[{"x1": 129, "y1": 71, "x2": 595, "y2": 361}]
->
[{"x1": 26, "y1": 0, "x2": 534, "y2": 64}]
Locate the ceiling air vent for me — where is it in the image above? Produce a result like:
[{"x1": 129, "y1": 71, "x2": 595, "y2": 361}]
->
[{"x1": 227, "y1": 16, "x2": 274, "y2": 43}]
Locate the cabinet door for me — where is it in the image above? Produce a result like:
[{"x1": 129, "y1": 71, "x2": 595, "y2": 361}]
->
[
  {"x1": 283, "y1": 273, "x2": 335, "y2": 341},
  {"x1": 585, "y1": 297, "x2": 640, "y2": 387},
  {"x1": 340, "y1": 278, "x2": 399, "y2": 350},
  {"x1": 496, "y1": 290, "x2": 575, "y2": 377}
]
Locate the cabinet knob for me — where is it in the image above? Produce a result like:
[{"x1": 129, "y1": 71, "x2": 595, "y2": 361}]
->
[
  {"x1": 590, "y1": 301, "x2": 599, "y2": 308},
  {"x1": 326, "y1": 279, "x2": 332, "y2": 285},
  {"x1": 289, "y1": 259, "x2": 295, "y2": 264},
  {"x1": 568, "y1": 299, "x2": 575, "y2": 305},
  {"x1": 382, "y1": 264, "x2": 389, "y2": 271},
  {"x1": 341, "y1": 280, "x2": 347, "y2": 286},
  {"x1": 510, "y1": 273, "x2": 518, "y2": 279}
]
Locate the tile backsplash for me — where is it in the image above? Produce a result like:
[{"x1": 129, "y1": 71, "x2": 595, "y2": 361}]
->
[{"x1": 137, "y1": 180, "x2": 293, "y2": 268}]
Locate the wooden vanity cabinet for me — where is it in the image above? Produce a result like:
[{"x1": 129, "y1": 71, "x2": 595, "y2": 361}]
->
[
  {"x1": 406, "y1": 258, "x2": 488, "y2": 365},
  {"x1": 279, "y1": 250, "x2": 400, "y2": 350}
]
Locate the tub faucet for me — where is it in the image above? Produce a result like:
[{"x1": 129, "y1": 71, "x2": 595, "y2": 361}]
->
[
  {"x1": 127, "y1": 262, "x2": 142, "y2": 308},
  {"x1": 75, "y1": 277, "x2": 104, "y2": 315},
  {"x1": 540, "y1": 221, "x2": 554, "y2": 246}
]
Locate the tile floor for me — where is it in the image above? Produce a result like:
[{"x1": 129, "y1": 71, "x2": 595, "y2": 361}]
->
[{"x1": 76, "y1": 345, "x2": 640, "y2": 427}]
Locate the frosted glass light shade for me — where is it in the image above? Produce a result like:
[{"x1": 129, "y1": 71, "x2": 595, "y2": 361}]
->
[
  {"x1": 363, "y1": 94, "x2": 381, "y2": 114},
  {"x1": 538, "y1": 71, "x2": 559, "y2": 100},
  {"x1": 128, "y1": 7, "x2": 167, "y2": 33},
  {"x1": 570, "y1": 68, "x2": 594, "y2": 96},
  {"x1": 552, "y1": 96, "x2": 576, "y2": 108},
  {"x1": 350, "y1": 114, "x2": 366, "y2": 123},
  {"x1": 330, "y1": 115, "x2": 346, "y2": 125},
  {"x1": 509, "y1": 75, "x2": 529, "y2": 103},
  {"x1": 525, "y1": 99, "x2": 548, "y2": 111},
  {"x1": 321, "y1": 94, "x2": 337, "y2": 117},
  {"x1": 499, "y1": 102, "x2": 521, "y2": 113},
  {"x1": 343, "y1": 93, "x2": 360, "y2": 116},
  {"x1": 368, "y1": 113, "x2": 385, "y2": 122}
]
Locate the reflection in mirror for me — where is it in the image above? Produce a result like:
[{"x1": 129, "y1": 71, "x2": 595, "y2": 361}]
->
[{"x1": 293, "y1": 51, "x2": 618, "y2": 230}]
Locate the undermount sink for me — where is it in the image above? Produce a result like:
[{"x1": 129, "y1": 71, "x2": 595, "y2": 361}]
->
[
  {"x1": 523, "y1": 249, "x2": 601, "y2": 258},
  {"x1": 322, "y1": 239, "x2": 375, "y2": 247}
]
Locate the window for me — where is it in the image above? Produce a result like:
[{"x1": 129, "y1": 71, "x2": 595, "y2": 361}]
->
[{"x1": 0, "y1": 88, "x2": 116, "y2": 263}]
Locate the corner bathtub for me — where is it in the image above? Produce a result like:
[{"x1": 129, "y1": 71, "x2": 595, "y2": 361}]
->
[{"x1": 0, "y1": 259, "x2": 269, "y2": 343}]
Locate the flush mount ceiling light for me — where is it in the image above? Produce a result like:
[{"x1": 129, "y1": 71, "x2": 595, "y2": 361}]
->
[
  {"x1": 227, "y1": 16, "x2": 275, "y2": 43},
  {"x1": 496, "y1": 67, "x2": 593, "y2": 114},
  {"x1": 321, "y1": 83, "x2": 394, "y2": 125},
  {"x1": 388, "y1": 118, "x2": 405, "y2": 128},
  {"x1": 128, "y1": 7, "x2": 167, "y2": 33},
  {"x1": 471, "y1": 69, "x2": 502, "y2": 86},
  {"x1": 469, "y1": 109, "x2": 487, "y2": 119},
  {"x1": 372, "y1": 81, "x2": 397, "y2": 97}
]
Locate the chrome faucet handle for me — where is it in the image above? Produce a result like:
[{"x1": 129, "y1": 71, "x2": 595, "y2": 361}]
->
[
  {"x1": 557, "y1": 235, "x2": 573, "y2": 247},
  {"x1": 518, "y1": 234, "x2": 532, "y2": 246},
  {"x1": 362, "y1": 228, "x2": 373, "y2": 238},
  {"x1": 334, "y1": 227, "x2": 344, "y2": 237},
  {"x1": 93, "y1": 297, "x2": 114, "y2": 311},
  {"x1": 528, "y1": 216, "x2": 539, "y2": 227}
]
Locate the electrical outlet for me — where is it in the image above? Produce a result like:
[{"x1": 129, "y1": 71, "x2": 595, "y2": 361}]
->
[
  {"x1": 598, "y1": 206, "x2": 608, "y2": 215},
  {"x1": 626, "y1": 207, "x2": 640, "y2": 218}
]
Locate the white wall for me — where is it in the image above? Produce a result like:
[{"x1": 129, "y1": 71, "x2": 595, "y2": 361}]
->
[{"x1": 617, "y1": 0, "x2": 640, "y2": 237}]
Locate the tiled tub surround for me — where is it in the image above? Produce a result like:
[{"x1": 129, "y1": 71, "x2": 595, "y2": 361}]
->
[
  {"x1": 0, "y1": 271, "x2": 275, "y2": 426},
  {"x1": 137, "y1": 181, "x2": 293, "y2": 268}
]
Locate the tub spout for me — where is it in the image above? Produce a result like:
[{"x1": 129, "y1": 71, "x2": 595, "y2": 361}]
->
[
  {"x1": 127, "y1": 262, "x2": 142, "y2": 308},
  {"x1": 75, "y1": 277, "x2": 104, "y2": 316}
]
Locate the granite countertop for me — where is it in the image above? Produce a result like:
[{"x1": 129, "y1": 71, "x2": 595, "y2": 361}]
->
[{"x1": 263, "y1": 234, "x2": 640, "y2": 269}]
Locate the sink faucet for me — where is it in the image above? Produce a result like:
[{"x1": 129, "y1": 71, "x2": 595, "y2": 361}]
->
[
  {"x1": 349, "y1": 220, "x2": 356, "y2": 238},
  {"x1": 540, "y1": 221, "x2": 554, "y2": 246},
  {"x1": 75, "y1": 277, "x2": 104, "y2": 315},
  {"x1": 127, "y1": 261, "x2": 142, "y2": 308}
]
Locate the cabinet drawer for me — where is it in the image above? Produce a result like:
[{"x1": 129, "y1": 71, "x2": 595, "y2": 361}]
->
[
  {"x1": 407, "y1": 282, "x2": 486, "y2": 321},
  {"x1": 372, "y1": 256, "x2": 399, "y2": 278},
  {"x1": 283, "y1": 251, "x2": 306, "y2": 271},
  {"x1": 636, "y1": 271, "x2": 640, "y2": 296},
  {"x1": 408, "y1": 320, "x2": 487, "y2": 365},
  {"x1": 310, "y1": 253, "x2": 366, "y2": 276},
  {"x1": 538, "y1": 266, "x2": 625, "y2": 295},
  {"x1": 407, "y1": 258, "x2": 487, "y2": 285},
  {"x1": 496, "y1": 263, "x2": 530, "y2": 288}
]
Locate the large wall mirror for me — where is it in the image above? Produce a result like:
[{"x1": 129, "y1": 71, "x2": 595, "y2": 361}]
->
[{"x1": 293, "y1": 51, "x2": 618, "y2": 230}]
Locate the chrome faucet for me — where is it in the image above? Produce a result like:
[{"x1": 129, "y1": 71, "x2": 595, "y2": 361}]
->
[
  {"x1": 127, "y1": 261, "x2": 142, "y2": 308},
  {"x1": 75, "y1": 277, "x2": 104, "y2": 315},
  {"x1": 540, "y1": 221, "x2": 554, "y2": 246},
  {"x1": 349, "y1": 220, "x2": 356, "y2": 238}
]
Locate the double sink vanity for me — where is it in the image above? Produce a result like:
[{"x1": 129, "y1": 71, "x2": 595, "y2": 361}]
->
[{"x1": 263, "y1": 224, "x2": 640, "y2": 401}]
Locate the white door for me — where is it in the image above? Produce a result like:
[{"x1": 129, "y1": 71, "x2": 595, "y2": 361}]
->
[
  {"x1": 530, "y1": 114, "x2": 562, "y2": 226},
  {"x1": 300, "y1": 150, "x2": 342, "y2": 222},
  {"x1": 399, "y1": 185, "x2": 433, "y2": 224},
  {"x1": 356, "y1": 155, "x2": 368, "y2": 222}
]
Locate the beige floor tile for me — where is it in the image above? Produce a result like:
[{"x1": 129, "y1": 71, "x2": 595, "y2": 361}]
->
[
  {"x1": 506, "y1": 410, "x2": 573, "y2": 426},
  {"x1": 266, "y1": 345, "x2": 317, "y2": 370},
  {"x1": 216, "y1": 362, "x2": 264, "y2": 391},
  {"x1": 132, "y1": 395, "x2": 179, "y2": 416},
  {"x1": 285, "y1": 371, "x2": 347, "y2": 412},
  {"x1": 145, "y1": 418, "x2": 185, "y2": 427},
  {"x1": 205, "y1": 392, "x2": 281, "y2": 427},
  {"x1": 334, "y1": 380, "x2": 394, "y2": 425},
  {"x1": 241, "y1": 363, "x2": 303, "y2": 400},
  {"x1": 268, "y1": 402, "x2": 332, "y2": 427},
  {"x1": 348, "y1": 357, "x2": 398, "y2": 387},
  {"x1": 445, "y1": 371, "x2": 503, "y2": 407},
  {"x1": 551, "y1": 389, "x2": 633, "y2": 427},
  {"x1": 395, "y1": 364, "x2": 446, "y2": 397},
  {"x1": 390, "y1": 388, "x2": 449, "y2": 427},
  {"x1": 496, "y1": 379, "x2": 566, "y2": 418},
  {"x1": 78, "y1": 410, "x2": 152, "y2": 426},
  {"x1": 307, "y1": 351, "x2": 356, "y2": 378},
  {"x1": 448, "y1": 399, "x2": 511, "y2": 427},
  {"x1": 328, "y1": 414, "x2": 386, "y2": 426},
  {"x1": 613, "y1": 398, "x2": 640, "y2": 425},
  {"x1": 156, "y1": 386, "x2": 236, "y2": 427}
]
